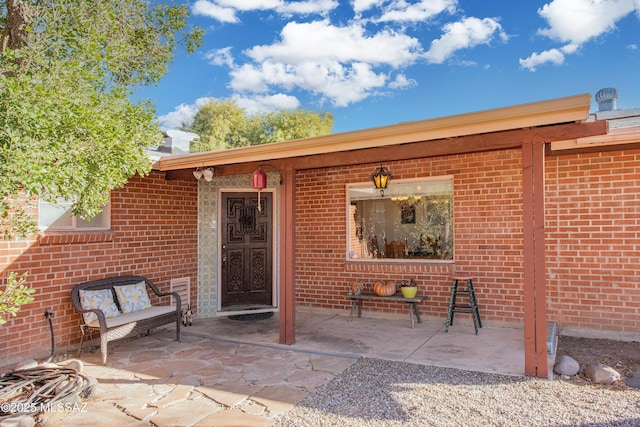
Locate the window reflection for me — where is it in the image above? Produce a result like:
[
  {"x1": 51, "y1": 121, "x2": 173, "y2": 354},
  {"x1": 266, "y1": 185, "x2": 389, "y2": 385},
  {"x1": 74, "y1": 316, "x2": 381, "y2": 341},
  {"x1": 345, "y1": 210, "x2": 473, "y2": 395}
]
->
[
  {"x1": 39, "y1": 197, "x2": 110, "y2": 231},
  {"x1": 348, "y1": 178, "x2": 453, "y2": 260}
]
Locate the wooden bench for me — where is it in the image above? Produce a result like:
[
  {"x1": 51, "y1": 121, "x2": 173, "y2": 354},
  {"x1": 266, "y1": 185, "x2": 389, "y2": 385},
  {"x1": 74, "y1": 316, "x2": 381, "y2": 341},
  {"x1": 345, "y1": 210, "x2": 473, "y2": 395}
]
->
[
  {"x1": 347, "y1": 292, "x2": 427, "y2": 328},
  {"x1": 70, "y1": 275, "x2": 181, "y2": 364}
]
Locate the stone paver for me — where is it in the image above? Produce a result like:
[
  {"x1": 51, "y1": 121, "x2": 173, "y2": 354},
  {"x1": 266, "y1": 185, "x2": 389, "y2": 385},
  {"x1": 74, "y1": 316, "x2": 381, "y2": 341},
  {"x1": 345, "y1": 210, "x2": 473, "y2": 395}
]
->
[
  {"x1": 33, "y1": 327, "x2": 357, "y2": 426},
  {"x1": 250, "y1": 385, "x2": 310, "y2": 414},
  {"x1": 40, "y1": 401, "x2": 150, "y2": 427},
  {"x1": 149, "y1": 395, "x2": 222, "y2": 427},
  {"x1": 196, "y1": 384, "x2": 258, "y2": 407},
  {"x1": 194, "y1": 408, "x2": 273, "y2": 427}
]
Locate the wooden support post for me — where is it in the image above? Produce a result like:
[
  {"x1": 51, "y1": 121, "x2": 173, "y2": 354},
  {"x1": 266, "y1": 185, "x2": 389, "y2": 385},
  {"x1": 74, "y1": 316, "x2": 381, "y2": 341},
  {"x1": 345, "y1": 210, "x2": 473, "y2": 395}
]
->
[
  {"x1": 522, "y1": 140, "x2": 548, "y2": 377},
  {"x1": 279, "y1": 166, "x2": 296, "y2": 345}
]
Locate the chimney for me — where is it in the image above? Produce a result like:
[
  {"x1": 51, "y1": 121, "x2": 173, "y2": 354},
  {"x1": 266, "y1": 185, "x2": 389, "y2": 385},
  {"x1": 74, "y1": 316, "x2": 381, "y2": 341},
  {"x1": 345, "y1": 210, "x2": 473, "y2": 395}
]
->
[{"x1": 595, "y1": 87, "x2": 618, "y2": 112}]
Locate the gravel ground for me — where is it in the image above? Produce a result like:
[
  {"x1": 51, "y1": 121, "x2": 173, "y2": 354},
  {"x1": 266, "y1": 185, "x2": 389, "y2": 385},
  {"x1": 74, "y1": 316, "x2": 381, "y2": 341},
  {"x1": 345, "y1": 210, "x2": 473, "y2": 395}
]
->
[{"x1": 273, "y1": 358, "x2": 640, "y2": 427}]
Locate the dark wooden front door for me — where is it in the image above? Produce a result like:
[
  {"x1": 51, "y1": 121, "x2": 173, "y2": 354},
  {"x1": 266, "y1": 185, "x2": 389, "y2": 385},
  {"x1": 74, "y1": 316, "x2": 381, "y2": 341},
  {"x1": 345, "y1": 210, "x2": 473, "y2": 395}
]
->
[{"x1": 220, "y1": 191, "x2": 273, "y2": 310}]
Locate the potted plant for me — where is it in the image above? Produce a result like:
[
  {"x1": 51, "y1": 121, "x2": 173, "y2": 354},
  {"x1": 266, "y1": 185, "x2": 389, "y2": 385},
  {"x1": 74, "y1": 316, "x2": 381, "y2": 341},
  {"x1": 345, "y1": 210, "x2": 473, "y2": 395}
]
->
[{"x1": 400, "y1": 278, "x2": 418, "y2": 298}]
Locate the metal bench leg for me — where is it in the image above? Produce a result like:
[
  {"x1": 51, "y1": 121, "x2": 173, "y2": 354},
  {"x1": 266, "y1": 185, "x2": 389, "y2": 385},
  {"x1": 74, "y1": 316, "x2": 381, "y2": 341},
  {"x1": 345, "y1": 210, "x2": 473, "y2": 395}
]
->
[
  {"x1": 413, "y1": 302, "x2": 422, "y2": 325},
  {"x1": 348, "y1": 299, "x2": 358, "y2": 321},
  {"x1": 409, "y1": 303, "x2": 414, "y2": 328}
]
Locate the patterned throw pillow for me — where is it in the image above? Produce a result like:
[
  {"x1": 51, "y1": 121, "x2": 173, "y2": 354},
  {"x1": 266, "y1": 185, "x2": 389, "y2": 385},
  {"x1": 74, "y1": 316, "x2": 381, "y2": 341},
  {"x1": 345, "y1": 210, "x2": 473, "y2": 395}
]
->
[
  {"x1": 114, "y1": 281, "x2": 153, "y2": 314},
  {"x1": 79, "y1": 289, "x2": 121, "y2": 324}
]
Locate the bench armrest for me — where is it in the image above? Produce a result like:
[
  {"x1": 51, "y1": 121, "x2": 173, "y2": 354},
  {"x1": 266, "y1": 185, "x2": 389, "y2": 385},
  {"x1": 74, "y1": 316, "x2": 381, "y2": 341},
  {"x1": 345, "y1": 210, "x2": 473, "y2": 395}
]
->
[{"x1": 76, "y1": 307, "x2": 108, "y2": 331}]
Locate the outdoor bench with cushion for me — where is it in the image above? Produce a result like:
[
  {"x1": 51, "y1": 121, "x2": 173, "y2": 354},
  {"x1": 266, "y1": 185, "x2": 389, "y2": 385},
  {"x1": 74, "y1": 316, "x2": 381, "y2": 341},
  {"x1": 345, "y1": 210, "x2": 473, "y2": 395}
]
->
[{"x1": 70, "y1": 275, "x2": 181, "y2": 364}]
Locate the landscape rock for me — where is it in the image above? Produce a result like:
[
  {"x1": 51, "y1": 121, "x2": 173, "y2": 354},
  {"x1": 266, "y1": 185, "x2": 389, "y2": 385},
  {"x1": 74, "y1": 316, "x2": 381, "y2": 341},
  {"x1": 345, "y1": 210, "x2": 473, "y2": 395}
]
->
[
  {"x1": 553, "y1": 355, "x2": 580, "y2": 376},
  {"x1": 624, "y1": 370, "x2": 640, "y2": 389},
  {"x1": 585, "y1": 363, "x2": 620, "y2": 385}
]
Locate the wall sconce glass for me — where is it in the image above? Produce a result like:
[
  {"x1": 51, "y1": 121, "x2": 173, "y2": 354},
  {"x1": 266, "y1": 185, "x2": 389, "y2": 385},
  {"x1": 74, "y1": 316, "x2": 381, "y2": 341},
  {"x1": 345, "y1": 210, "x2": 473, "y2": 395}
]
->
[
  {"x1": 193, "y1": 167, "x2": 214, "y2": 182},
  {"x1": 370, "y1": 164, "x2": 392, "y2": 196},
  {"x1": 252, "y1": 164, "x2": 283, "y2": 212}
]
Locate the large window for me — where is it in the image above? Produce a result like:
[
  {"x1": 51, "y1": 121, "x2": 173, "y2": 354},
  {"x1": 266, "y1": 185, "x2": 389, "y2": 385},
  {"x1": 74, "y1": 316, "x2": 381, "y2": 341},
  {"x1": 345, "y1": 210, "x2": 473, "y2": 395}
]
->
[
  {"x1": 39, "y1": 197, "x2": 110, "y2": 231},
  {"x1": 348, "y1": 177, "x2": 453, "y2": 261}
]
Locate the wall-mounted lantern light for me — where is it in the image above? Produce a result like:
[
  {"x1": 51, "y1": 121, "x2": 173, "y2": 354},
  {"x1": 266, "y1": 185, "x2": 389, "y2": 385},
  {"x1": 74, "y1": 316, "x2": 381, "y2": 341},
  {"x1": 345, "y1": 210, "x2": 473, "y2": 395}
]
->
[
  {"x1": 193, "y1": 167, "x2": 214, "y2": 182},
  {"x1": 370, "y1": 163, "x2": 392, "y2": 196},
  {"x1": 252, "y1": 164, "x2": 283, "y2": 212}
]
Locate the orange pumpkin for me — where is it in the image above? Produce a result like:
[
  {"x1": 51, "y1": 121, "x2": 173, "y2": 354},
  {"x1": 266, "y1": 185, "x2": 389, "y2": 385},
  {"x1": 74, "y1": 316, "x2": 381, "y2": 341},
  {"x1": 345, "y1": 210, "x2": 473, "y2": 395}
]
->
[{"x1": 372, "y1": 280, "x2": 396, "y2": 296}]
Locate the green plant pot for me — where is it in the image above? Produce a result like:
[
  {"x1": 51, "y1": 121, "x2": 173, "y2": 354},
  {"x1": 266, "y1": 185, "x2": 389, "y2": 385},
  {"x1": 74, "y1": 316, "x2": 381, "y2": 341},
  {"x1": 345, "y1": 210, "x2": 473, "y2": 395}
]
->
[{"x1": 401, "y1": 287, "x2": 417, "y2": 298}]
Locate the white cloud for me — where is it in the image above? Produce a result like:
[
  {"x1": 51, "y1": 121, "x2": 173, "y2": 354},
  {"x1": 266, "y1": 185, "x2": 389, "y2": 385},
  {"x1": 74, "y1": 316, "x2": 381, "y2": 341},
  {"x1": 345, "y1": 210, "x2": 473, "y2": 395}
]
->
[
  {"x1": 424, "y1": 17, "x2": 506, "y2": 64},
  {"x1": 230, "y1": 62, "x2": 297, "y2": 93},
  {"x1": 377, "y1": 0, "x2": 458, "y2": 23},
  {"x1": 192, "y1": 0, "x2": 337, "y2": 22},
  {"x1": 191, "y1": 0, "x2": 239, "y2": 23},
  {"x1": 388, "y1": 74, "x2": 417, "y2": 89},
  {"x1": 233, "y1": 93, "x2": 301, "y2": 115},
  {"x1": 277, "y1": 0, "x2": 339, "y2": 15},
  {"x1": 215, "y1": 0, "x2": 281, "y2": 10},
  {"x1": 245, "y1": 21, "x2": 421, "y2": 67},
  {"x1": 521, "y1": 0, "x2": 638, "y2": 71},
  {"x1": 215, "y1": 20, "x2": 422, "y2": 107},
  {"x1": 537, "y1": 0, "x2": 636, "y2": 44},
  {"x1": 158, "y1": 97, "x2": 213, "y2": 129},
  {"x1": 353, "y1": 0, "x2": 385, "y2": 15},
  {"x1": 303, "y1": 61, "x2": 388, "y2": 106},
  {"x1": 187, "y1": 2, "x2": 522, "y2": 113},
  {"x1": 205, "y1": 47, "x2": 235, "y2": 68},
  {"x1": 518, "y1": 47, "x2": 566, "y2": 71}
]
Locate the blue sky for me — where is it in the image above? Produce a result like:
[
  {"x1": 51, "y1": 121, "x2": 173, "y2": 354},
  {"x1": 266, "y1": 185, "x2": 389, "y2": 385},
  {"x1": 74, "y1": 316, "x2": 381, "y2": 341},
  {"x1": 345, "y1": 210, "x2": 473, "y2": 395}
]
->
[{"x1": 138, "y1": 0, "x2": 640, "y2": 134}]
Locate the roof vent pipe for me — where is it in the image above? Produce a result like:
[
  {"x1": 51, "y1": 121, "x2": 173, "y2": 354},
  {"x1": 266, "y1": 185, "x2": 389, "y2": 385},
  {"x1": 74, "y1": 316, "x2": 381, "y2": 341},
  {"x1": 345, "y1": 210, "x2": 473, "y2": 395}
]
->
[{"x1": 595, "y1": 87, "x2": 619, "y2": 112}]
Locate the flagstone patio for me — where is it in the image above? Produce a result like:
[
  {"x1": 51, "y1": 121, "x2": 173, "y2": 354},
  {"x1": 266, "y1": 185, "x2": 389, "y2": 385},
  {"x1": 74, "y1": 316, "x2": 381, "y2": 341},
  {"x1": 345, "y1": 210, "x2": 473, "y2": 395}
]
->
[{"x1": 35, "y1": 310, "x2": 543, "y2": 426}]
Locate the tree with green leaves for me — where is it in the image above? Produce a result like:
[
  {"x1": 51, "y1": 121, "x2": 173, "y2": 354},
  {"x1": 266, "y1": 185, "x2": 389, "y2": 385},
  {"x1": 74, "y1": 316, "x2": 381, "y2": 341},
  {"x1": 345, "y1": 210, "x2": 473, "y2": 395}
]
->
[
  {"x1": 246, "y1": 108, "x2": 335, "y2": 147},
  {"x1": 0, "y1": 0, "x2": 204, "y2": 239},
  {"x1": 187, "y1": 99, "x2": 247, "y2": 152},
  {"x1": 0, "y1": 272, "x2": 33, "y2": 324},
  {"x1": 185, "y1": 99, "x2": 334, "y2": 151}
]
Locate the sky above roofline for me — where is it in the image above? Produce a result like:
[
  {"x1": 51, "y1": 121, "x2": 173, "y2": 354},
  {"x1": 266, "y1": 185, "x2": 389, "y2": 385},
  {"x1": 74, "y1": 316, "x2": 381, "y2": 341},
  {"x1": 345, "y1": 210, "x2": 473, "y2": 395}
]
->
[{"x1": 136, "y1": 0, "x2": 640, "y2": 134}]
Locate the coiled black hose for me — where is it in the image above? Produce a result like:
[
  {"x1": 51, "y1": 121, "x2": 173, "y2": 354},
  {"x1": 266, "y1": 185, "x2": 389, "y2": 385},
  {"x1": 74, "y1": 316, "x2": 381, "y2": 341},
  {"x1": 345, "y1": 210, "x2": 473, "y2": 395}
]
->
[{"x1": 45, "y1": 311, "x2": 55, "y2": 363}]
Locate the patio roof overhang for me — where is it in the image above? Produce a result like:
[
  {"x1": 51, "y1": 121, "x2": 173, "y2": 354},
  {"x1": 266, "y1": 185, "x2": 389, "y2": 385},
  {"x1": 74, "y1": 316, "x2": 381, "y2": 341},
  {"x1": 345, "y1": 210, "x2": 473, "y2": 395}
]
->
[
  {"x1": 154, "y1": 92, "x2": 612, "y2": 378},
  {"x1": 155, "y1": 93, "x2": 599, "y2": 172}
]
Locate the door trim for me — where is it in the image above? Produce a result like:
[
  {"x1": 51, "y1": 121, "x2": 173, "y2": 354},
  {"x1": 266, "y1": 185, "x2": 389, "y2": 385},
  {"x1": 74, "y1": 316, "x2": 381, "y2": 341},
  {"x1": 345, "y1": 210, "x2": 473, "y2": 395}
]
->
[{"x1": 217, "y1": 188, "x2": 278, "y2": 313}]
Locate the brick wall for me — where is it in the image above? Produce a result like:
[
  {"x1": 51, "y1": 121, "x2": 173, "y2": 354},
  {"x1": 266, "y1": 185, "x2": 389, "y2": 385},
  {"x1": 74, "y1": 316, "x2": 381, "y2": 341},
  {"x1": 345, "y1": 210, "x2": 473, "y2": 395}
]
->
[
  {"x1": 546, "y1": 149, "x2": 640, "y2": 337},
  {"x1": 295, "y1": 149, "x2": 526, "y2": 325},
  {"x1": 0, "y1": 171, "x2": 197, "y2": 367},
  {"x1": 295, "y1": 146, "x2": 640, "y2": 338},
  {"x1": 3, "y1": 145, "x2": 636, "y2": 367}
]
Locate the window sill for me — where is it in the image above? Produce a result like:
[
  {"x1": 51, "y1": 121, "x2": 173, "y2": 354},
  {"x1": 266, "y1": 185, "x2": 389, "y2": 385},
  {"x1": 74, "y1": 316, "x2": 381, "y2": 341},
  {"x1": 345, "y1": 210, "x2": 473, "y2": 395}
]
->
[
  {"x1": 346, "y1": 257, "x2": 454, "y2": 265},
  {"x1": 38, "y1": 230, "x2": 114, "y2": 246}
]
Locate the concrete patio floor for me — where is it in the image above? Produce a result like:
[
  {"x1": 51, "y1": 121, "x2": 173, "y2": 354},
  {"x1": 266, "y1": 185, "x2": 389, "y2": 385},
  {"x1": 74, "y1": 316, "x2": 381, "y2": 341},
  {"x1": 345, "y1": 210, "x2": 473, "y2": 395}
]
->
[
  {"x1": 190, "y1": 309, "x2": 530, "y2": 376},
  {"x1": 34, "y1": 310, "x2": 550, "y2": 426}
]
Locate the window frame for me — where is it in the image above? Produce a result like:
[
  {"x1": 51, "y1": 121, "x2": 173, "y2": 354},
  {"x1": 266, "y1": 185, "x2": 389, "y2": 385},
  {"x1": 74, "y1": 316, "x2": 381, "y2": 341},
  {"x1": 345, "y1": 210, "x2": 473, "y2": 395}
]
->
[
  {"x1": 345, "y1": 175, "x2": 454, "y2": 263},
  {"x1": 38, "y1": 197, "x2": 111, "y2": 232}
]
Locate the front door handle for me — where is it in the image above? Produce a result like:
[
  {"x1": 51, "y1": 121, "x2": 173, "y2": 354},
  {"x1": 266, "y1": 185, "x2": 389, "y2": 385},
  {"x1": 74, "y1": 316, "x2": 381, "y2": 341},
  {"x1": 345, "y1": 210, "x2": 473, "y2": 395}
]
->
[{"x1": 222, "y1": 244, "x2": 227, "y2": 269}]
